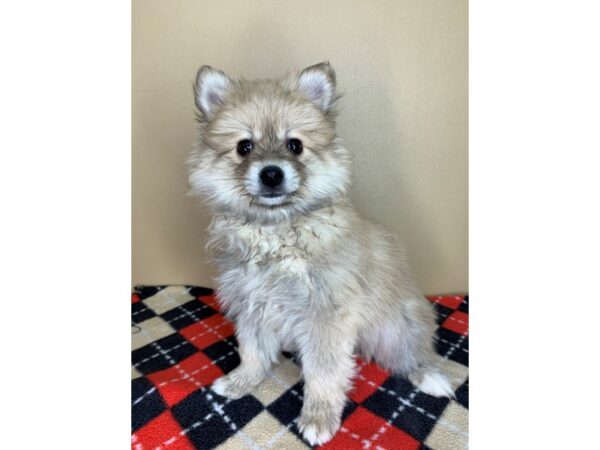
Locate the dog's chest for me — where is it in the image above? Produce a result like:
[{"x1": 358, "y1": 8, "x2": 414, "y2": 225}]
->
[
  {"x1": 236, "y1": 224, "x2": 309, "y2": 272},
  {"x1": 211, "y1": 211, "x2": 347, "y2": 275},
  {"x1": 210, "y1": 212, "x2": 352, "y2": 345}
]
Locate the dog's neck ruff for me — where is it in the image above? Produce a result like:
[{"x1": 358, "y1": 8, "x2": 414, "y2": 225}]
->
[{"x1": 213, "y1": 195, "x2": 350, "y2": 226}]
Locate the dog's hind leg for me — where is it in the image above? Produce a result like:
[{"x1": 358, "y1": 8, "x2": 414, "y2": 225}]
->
[{"x1": 360, "y1": 297, "x2": 453, "y2": 398}]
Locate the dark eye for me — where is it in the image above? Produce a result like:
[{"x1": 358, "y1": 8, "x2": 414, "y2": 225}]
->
[
  {"x1": 287, "y1": 138, "x2": 303, "y2": 155},
  {"x1": 236, "y1": 139, "x2": 254, "y2": 156}
]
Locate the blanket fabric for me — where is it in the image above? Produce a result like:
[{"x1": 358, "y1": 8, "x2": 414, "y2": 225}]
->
[{"x1": 132, "y1": 286, "x2": 468, "y2": 450}]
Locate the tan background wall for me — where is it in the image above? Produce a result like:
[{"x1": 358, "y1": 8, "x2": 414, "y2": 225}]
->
[{"x1": 132, "y1": 0, "x2": 468, "y2": 295}]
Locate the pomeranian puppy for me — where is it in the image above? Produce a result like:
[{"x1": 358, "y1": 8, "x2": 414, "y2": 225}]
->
[{"x1": 187, "y1": 62, "x2": 452, "y2": 445}]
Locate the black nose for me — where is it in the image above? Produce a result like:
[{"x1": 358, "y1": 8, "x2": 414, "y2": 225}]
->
[{"x1": 259, "y1": 165, "x2": 284, "y2": 188}]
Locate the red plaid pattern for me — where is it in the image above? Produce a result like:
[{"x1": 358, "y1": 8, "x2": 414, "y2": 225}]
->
[{"x1": 132, "y1": 287, "x2": 468, "y2": 449}]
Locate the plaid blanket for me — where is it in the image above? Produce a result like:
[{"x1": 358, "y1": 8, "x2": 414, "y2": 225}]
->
[{"x1": 132, "y1": 286, "x2": 468, "y2": 450}]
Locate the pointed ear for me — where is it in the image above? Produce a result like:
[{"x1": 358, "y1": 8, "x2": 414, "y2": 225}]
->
[
  {"x1": 194, "y1": 65, "x2": 232, "y2": 119},
  {"x1": 297, "y1": 62, "x2": 337, "y2": 112}
]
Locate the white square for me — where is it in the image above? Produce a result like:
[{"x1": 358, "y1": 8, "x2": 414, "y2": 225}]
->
[
  {"x1": 425, "y1": 401, "x2": 469, "y2": 449},
  {"x1": 144, "y1": 286, "x2": 195, "y2": 314},
  {"x1": 253, "y1": 358, "x2": 302, "y2": 406},
  {"x1": 132, "y1": 316, "x2": 176, "y2": 350}
]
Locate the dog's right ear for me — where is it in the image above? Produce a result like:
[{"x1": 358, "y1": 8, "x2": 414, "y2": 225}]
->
[
  {"x1": 297, "y1": 62, "x2": 337, "y2": 112},
  {"x1": 194, "y1": 66, "x2": 232, "y2": 119}
]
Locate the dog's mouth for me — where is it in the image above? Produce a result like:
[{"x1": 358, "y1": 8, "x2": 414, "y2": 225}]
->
[
  {"x1": 250, "y1": 190, "x2": 297, "y2": 208},
  {"x1": 260, "y1": 192, "x2": 285, "y2": 198}
]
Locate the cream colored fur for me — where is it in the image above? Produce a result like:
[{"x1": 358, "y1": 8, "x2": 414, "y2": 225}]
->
[{"x1": 187, "y1": 62, "x2": 450, "y2": 445}]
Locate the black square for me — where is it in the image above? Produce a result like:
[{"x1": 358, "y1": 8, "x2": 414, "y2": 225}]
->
[
  {"x1": 187, "y1": 286, "x2": 215, "y2": 297},
  {"x1": 433, "y1": 303, "x2": 454, "y2": 325},
  {"x1": 202, "y1": 337, "x2": 240, "y2": 373},
  {"x1": 455, "y1": 379, "x2": 469, "y2": 409},
  {"x1": 222, "y1": 395, "x2": 265, "y2": 429},
  {"x1": 132, "y1": 301, "x2": 156, "y2": 324},
  {"x1": 132, "y1": 333, "x2": 198, "y2": 374},
  {"x1": 135, "y1": 285, "x2": 166, "y2": 300},
  {"x1": 361, "y1": 376, "x2": 415, "y2": 420},
  {"x1": 361, "y1": 375, "x2": 451, "y2": 441},
  {"x1": 267, "y1": 381, "x2": 304, "y2": 426},
  {"x1": 448, "y1": 343, "x2": 468, "y2": 366},
  {"x1": 389, "y1": 391, "x2": 449, "y2": 441},
  {"x1": 435, "y1": 328, "x2": 469, "y2": 366},
  {"x1": 172, "y1": 389, "x2": 233, "y2": 449},
  {"x1": 458, "y1": 295, "x2": 469, "y2": 313},
  {"x1": 172, "y1": 390, "x2": 263, "y2": 449},
  {"x1": 132, "y1": 377, "x2": 167, "y2": 431},
  {"x1": 160, "y1": 300, "x2": 218, "y2": 330}
]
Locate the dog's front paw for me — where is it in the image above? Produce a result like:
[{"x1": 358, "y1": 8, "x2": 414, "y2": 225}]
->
[
  {"x1": 211, "y1": 374, "x2": 251, "y2": 399},
  {"x1": 212, "y1": 375, "x2": 243, "y2": 399},
  {"x1": 211, "y1": 369, "x2": 264, "y2": 399},
  {"x1": 298, "y1": 404, "x2": 341, "y2": 446}
]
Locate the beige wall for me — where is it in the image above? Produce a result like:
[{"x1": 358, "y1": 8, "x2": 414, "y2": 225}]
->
[{"x1": 132, "y1": 0, "x2": 468, "y2": 295}]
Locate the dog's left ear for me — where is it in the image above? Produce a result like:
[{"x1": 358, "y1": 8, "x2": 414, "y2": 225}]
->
[{"x1": 297, "y1": 62, "x2": 336, "y2": 112}]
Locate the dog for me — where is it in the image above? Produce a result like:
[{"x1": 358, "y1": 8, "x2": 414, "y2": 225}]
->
[{"x1": 187, "y1": 62, "x2": 452, "y2": 445}]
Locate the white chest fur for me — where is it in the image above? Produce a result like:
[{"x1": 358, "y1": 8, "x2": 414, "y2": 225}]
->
[{"x1": 208, "y1": 206, "x2": 351, "y2": 271}]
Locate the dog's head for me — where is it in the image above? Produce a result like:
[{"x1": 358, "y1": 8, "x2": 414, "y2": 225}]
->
[{"x1": 187, "y1": 62, "x2": 351, "y2": 222}]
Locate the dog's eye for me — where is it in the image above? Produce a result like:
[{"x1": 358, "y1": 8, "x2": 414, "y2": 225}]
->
[
  {"x1": 287, "y1": 138, "x2": 303, "y2": 155},
  {"x1": 236, "y1": 139, "x2": 254, "y2": 156}
]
